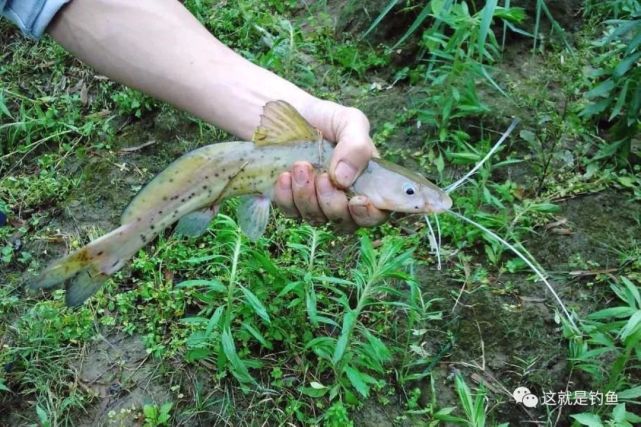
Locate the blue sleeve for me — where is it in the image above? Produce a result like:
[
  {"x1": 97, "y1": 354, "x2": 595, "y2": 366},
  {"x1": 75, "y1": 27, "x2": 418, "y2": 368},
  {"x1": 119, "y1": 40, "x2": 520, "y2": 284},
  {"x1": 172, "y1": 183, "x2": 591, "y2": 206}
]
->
[{"x1": 1, "y1": 0, "x2": 70, "y2": 39}]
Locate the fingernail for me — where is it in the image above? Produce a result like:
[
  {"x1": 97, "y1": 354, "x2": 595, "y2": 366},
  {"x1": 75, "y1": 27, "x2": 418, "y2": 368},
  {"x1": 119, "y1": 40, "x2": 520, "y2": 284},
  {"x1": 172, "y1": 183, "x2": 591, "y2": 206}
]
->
[
  {"x1": 294, "y1": 163, "x2": 309, "y2": 186},
  {"x1": 278, "y1": 173, "x2": 291, "y2": 191},
  {"x1": 317, "y1": 174, "x2": 333, "y2": 196},
  {"x1": 350, "y1": 197, "x2": 368, "y2": 217},
  {"x1": 335, "y1": 161, "x2": 357, "y2": 187},
  {"x1": 350, "y1": 196, "x2": 367, "y2": 207}
]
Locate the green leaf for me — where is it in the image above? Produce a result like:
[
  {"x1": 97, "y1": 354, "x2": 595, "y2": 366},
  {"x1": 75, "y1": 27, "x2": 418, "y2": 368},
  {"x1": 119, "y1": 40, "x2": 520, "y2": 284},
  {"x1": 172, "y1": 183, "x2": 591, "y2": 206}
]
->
[
  {"x1": 36, "y1": 405, "x2": 49, "y2": 426},
  {"x1": 621, "y1": 277, "x2": 641, "y2": 307},
  {"x1": 394, "y1": 2, "x2": 434, "y2": 48},
  {"x1": 332, "y1": 310, "x2": 357, "y2": 365},
  {"x1": 143, "y1": 404, "x2": 157, "y2": 419},
  {"x1": 221, "y1": 326, "x2": 255, "y2": 384},
  {"x1": 242, "y1": 321, "x2": 273, "y2": 350},
  {"x1": 306, "y1": 286, "x2": 318, "y2": 326},
  {"x1": 570, "y1": 412, "x2": 603, "y2": 427},
  {"x1": 586, "y1": 79, "x2": 615, "y2": 99},
  {"x1": 363, "y1": 0, "x2": 401, "y2": 37},
  {"x1": 345, "y1": 366, "x2": 370, "y2": 397},
  {"x1": 206, "y1": 306, "x2": 225, "y2": 336},
  {"x1": 610, "y1": 80, "x2": 630, "y2": 120},
  {"x1": 176, "y1": 279, "x2": 226, "y2": 292},
  {"x1": 618, "y1": 385, "x2": 641, "y2": 399},
  {"x1": 613, "y1": 403, "x2": 626, "y2": 423},
  {"x1": 614, "y1": 51, "x2": 641, "y2": 78},
  {"x1": 300, "y1": 386, "x2": 328, "y2": 397},
  {"x1": 580, "y1": 99, "x2": 611, "y2": 118},
  {"x1": 363, "y1": 328, "x2": 391, "y2": 364},
  {"x1": 455, "y1": 374, "x2": 474, "y2": 417},
  {"x1": 185, "y1": 347, "x2": 213, "y2": 362},
  {"x1": 159, "y1": 402, "x2": 172, "y2": 424},
  {"x1": 587, "y1": 306, "x2": 635, "y2": 320},
  {"x1": 519, "y1": 129, "x2": 537, "y2": 144},
  {"x1": 240, "y1": 285, "x2": 270, "y2": 324},
  {"x1": 479, "y1": 0, "x2": 498, "y2": 59},
  {"x1": 0, "y1": 91, "x2": 12, "y2": 118},
  {"x1": 620, "y1": 310, "x2": 641, "y2": 340}
]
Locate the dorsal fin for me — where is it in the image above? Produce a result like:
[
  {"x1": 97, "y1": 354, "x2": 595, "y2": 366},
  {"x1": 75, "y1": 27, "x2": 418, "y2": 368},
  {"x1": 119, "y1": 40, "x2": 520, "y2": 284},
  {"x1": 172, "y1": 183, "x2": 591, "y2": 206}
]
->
[{"x1": 253, "y1": 100, "x2": 321, "y2": 146}]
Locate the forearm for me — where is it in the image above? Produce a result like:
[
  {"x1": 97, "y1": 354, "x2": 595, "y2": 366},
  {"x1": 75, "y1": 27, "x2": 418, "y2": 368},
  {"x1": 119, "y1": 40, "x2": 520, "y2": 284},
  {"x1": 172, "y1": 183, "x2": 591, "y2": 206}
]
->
[{"x1": 47, "y1": 0, "x2": 318, "y2": 140}]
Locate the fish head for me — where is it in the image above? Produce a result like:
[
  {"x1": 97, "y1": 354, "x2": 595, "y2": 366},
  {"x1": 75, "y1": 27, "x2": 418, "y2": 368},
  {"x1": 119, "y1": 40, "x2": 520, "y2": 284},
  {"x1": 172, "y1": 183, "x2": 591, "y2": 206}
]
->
[{"x1": 355, "y1": 159, "x2": 452, "y2": 214}]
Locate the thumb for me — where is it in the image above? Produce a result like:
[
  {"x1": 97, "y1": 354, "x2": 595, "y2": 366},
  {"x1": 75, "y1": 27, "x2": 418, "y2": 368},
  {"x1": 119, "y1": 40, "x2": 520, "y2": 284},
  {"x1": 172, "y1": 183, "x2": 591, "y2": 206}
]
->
[{"x1": 328, "y1": 107, "x2": 376, "y2": 188}]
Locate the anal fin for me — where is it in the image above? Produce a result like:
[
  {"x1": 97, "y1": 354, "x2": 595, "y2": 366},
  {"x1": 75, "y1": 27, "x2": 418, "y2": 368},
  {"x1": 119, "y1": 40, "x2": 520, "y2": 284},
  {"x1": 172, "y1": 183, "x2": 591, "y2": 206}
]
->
[
  {"x1": 174, "y1": 206, "x2": 218, "y2": 238},
  {"x1": 65, "y1": 270, "x2": 108, "y2": 307}
]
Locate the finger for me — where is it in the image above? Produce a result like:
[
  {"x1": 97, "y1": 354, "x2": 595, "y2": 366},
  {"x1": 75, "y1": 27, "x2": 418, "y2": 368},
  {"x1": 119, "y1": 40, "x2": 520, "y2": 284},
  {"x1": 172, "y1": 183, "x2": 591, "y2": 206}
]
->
[
  {"x1": 329, "y1": 108, "x2": 376, "y2": 188},
  {"x1": 292, "y1": 162, "x2": 327, "y2": 224},
  {"x1": 273, "y1": 172, "x2": 300, "y2": 218},
  {"x1": 316, "y1": 173, "x2": 357, "y2": 231},
  {"x1": 348, "y1": 195, "x2": 389, "y2": 227}
]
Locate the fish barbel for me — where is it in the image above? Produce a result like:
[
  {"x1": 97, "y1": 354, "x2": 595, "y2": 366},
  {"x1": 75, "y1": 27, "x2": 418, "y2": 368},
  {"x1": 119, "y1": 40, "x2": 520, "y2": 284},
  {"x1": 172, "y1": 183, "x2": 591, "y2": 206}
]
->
[{"x1": 32, "y1": 101, "x2": 452, "y2": 306}]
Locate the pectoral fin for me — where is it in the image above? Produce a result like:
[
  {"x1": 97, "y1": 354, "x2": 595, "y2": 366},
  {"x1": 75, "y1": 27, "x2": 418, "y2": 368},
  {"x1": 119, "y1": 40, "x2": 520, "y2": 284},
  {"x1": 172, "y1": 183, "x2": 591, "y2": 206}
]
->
[
  {"x1": 174, "y1": 206, "x2": 219, "y2": 238},
  {"x1": 237, "y1": 196, "x2": 271, "y2": 241}
]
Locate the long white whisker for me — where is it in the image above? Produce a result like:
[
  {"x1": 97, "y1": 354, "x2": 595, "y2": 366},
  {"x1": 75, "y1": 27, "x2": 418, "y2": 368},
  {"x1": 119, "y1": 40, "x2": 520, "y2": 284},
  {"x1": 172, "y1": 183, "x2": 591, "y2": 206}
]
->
[
  {"x1": 446, "y1": 210, "x2": 579, "y2": 332},
  {"x1": 424, "y1": 215, "x2": 441, "y2": 270},
  {"x1": 434, "y1": 213, "x2": 441, "y2": 251},
  {"x1": 446, "y1": 119, "x2": 520, "y2": 194}
]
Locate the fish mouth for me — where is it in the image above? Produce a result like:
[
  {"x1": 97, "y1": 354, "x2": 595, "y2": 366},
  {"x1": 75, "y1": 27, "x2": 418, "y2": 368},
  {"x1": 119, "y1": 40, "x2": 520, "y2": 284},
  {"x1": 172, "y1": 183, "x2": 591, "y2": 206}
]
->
[{"x1": 427, "y1": 192, "x2": 453, "y2": 213}]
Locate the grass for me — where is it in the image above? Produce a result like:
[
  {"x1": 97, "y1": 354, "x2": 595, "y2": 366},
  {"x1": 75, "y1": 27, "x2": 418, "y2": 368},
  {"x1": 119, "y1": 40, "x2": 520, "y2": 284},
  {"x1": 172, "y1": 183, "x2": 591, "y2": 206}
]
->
[{"x1": 2, "y1": 0, "x2": 641, "y2": 425}]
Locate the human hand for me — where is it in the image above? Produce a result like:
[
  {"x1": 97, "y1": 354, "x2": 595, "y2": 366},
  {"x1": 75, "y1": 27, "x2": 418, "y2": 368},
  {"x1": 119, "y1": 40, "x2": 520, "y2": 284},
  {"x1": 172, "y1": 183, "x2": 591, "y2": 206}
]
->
[{"x1": 273, "y1": 100, "x2": 388, "y2": 231}]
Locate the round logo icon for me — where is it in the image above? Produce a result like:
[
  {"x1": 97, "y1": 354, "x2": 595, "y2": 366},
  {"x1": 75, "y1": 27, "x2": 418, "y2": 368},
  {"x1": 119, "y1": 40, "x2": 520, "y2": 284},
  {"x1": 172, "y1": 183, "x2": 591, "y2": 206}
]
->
[
  {"x1": 522, "y1": 394, "x2": 539, "y2": 408},
  {"x1": 512, "y1": 386, "x2": 531, "y2": 403}
]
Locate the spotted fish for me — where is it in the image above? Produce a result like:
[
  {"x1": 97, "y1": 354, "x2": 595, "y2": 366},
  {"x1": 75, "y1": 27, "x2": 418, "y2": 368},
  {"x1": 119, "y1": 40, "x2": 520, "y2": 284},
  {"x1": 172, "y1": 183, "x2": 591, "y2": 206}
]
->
[{"x1": 31, "y1": 101, "x2": 452, "y2": 306}]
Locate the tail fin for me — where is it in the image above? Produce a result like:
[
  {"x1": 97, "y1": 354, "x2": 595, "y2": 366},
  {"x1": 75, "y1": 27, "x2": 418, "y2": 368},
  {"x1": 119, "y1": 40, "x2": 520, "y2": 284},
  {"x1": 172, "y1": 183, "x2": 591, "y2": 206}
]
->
[{"x1": 31, "y1": 222, "x2": 148, "y2": 306}]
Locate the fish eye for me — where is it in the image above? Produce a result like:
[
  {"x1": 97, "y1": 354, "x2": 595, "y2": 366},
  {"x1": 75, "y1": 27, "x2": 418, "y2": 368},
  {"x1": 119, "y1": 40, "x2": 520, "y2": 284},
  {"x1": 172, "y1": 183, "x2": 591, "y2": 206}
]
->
[{"x1": 403, "y1": 183, "x2": 416, "y2": 196}]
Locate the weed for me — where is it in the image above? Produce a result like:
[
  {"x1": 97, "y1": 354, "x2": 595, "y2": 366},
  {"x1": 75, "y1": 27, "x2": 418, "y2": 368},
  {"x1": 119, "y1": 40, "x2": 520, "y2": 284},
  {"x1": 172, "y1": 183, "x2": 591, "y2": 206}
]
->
[
  {"x1": 580, "y1": 3, "x2": 641, "y2": 162},
  {"x1": 143, "y1": 402, "x2": 173, "y2": 427}
]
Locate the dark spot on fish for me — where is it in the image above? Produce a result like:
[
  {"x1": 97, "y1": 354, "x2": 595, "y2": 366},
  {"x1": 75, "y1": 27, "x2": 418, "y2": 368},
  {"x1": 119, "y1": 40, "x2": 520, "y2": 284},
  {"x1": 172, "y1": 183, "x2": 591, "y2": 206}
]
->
[
  {"x1": 181, "y1": 198, "x2": 186, "y2": 203},
  {"x1": 140, "y1": 234, "x2": 147, "y2": 243},
  {"x1": 171, "y1": 195, "x2": 178, "y2": 200},
  {"x1": 150, "y1": 225, "x2": 155, "y2": 230},
  {"x1": 169, "y1": 178, "x2": 174, "y2": 183},
  {"x1": 137, "y1": 217, "x2": 141, "y2": 222},
  {"x1": 202, "y1": 185, "x2": 207, "y2": 190},
  {"x1": 163, "y1": 196, "x2": 168, "y2": 201},
  {"x1": 215, "y1": 173, "x2": 219, "y2": 177},
  {"x1": 97, "y1": 251, "x2": 104, "y2": 256},
  {"x1": 111, "y1": 260, "x2": 119, "y2": 268},
  {"x1": 159, "y1": 210, "x2": 163, "y2": 214},
  {"x1": 191, "y1": 192, "x2": 196, "y2": 197}
]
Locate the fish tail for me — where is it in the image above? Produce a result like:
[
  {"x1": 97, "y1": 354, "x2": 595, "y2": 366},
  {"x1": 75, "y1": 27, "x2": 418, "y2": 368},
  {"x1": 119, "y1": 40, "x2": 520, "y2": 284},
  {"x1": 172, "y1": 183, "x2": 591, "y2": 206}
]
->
[{"x1": 31, "y1": 222, "x2": 148, "y2": 306}]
